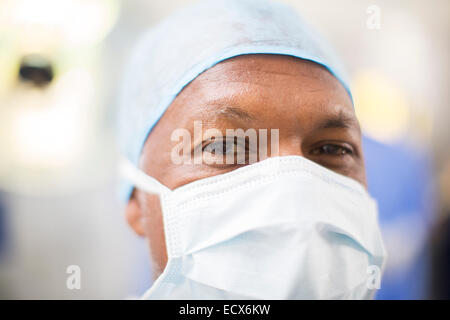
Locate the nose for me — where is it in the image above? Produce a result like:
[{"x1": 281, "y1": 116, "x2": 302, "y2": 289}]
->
[{"x1": 269, "y1": 135, "x2": 305, "y2": 158}]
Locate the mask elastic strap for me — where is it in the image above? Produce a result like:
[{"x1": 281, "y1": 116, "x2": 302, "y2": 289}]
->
[{"x1": 119, "y1": 157, "x2": 170, "y2": 196}]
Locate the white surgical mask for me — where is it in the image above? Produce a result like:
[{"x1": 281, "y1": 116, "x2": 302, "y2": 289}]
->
[{"x1": 120, "y1": 155, "x2": 386, "y2": 299}]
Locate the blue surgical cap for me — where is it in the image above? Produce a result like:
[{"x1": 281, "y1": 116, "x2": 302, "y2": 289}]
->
[{"x1": 118, "y1": 0, "x2": 351, "y2": 200}]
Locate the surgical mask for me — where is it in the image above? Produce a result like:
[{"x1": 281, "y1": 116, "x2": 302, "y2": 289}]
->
[{"x1": 120, "y1": 155, "x2": 386, "y2": 299}]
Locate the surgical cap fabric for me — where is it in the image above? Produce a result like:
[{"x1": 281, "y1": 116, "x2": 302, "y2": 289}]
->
[{"x1": 118, "y1": 0, "x2": 351, "y2": 200}]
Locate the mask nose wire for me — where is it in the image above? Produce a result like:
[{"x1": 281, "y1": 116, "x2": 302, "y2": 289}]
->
[{"x1": 119, "y1": 157, "x2": 170, "y2": 196}]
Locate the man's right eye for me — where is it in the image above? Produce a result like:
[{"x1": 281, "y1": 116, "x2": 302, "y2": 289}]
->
[
  {"x1": 202, "y1": 137, "x2": 245, "y2": 155},
  {"x1": 201, "y1": 136, "x2": 254, "y2": 166}
]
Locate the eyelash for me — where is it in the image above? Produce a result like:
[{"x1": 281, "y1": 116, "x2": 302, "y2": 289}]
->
[
  {"x1": 201, "y1": 138, "x2": 355, "y2": 163},
  {"x1": 202, "y1": 137, "x2": 248, "y2": 155},
  {"x1": 310, "y1": 143, "x2": 353, "y2": 157}
]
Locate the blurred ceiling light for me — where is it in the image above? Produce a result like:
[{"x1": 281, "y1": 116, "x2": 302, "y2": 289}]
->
[
  {"x1": 0, "y1": 0, "x2": 120, "y2": 48},
  {"x1": 0, "y1": 1, "x2": 119, "y2": 195},
  {"x1": 0, "y1": 67, "x2": 100, "y2": 194},
  {"x1": 352, "y1": 70, "x2": 410, "y2": 144},
  {"x1": 6, "y1": 67, "x2": 94, "y2": 169},
  {"x1": 18, "y1": 54, "x2": 54, "y2": 87},
  {"x1": 12, "y1": 105, "x2": 85, "y2": 168}
]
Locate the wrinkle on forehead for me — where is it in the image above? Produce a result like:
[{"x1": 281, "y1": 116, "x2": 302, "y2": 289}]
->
[
  {"x1": 177, "y1": 55, "x2": 350, "y2": 110},
  {"x1": 196, "y1": 55, "x2": 342, "y2": 87}
]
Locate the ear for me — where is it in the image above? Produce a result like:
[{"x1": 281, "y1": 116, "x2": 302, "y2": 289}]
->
[{"x1": 125, "y1": 189, "x2": 146, "y2": 237}]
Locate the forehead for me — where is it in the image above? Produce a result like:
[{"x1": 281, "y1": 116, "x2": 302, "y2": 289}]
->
[
  {"x1": 196, "y1": 54, "x2": 341, "y2": 86},
  {"x1": 169, "y1": 54, "x2": 355, "y2": 129}
]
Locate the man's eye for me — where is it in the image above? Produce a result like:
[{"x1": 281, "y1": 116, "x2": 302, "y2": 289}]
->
[
  {"x1": 202, "y1": 138, "x2": 245, "y2": 155},
  {"x1": 311, "y1": 144, "x2": 353, "y2": 156}
]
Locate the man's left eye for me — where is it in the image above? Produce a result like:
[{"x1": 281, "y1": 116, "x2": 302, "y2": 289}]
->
[{"x1": 311, "y1": 144, "x2": 353, "y2": 156}]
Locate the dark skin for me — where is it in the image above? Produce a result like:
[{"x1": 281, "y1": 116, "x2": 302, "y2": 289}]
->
[{"x1": 125, "y1": 54, "x2": 366, "y2": 279}]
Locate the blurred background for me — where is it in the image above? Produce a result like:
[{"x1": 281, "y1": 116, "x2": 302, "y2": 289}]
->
[{"x1": 0, "y1": 0, "x2": 448, "y2": 299}]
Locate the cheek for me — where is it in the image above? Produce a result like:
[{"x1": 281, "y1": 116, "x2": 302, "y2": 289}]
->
[
  {"x1": 340, "y1": 163, "x2": 368, "y2": 188},
  {"x1": 140, "y1": 193, "x2": 168, "y2": 277},
  {"x1": 350, "y1": 168, "x2": 367, "y2": 189},
  {"x1": 359, "y1": 162, "x2": 368, "y2": 189}
]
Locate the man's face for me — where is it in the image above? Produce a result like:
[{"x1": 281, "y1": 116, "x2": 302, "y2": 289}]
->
[{"x1": 125, "y1": 54, "x2": 365, "y2": 278}]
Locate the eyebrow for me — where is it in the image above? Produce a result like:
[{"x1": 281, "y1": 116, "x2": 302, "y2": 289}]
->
[
  {"x1": 314, "y1": 112, "x2": 360, "y2": 131},
  {"x1": 214, "y1": 105, "x2": 257, "y2": 121},
  {"x1": 206, "y1": 102, "x2": 359, "y2": 132}
]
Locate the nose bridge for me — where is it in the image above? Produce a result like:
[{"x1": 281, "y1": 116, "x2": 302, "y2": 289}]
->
[{"x1": 274, "y1": 135, "x2": 304, "y2": 158}]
